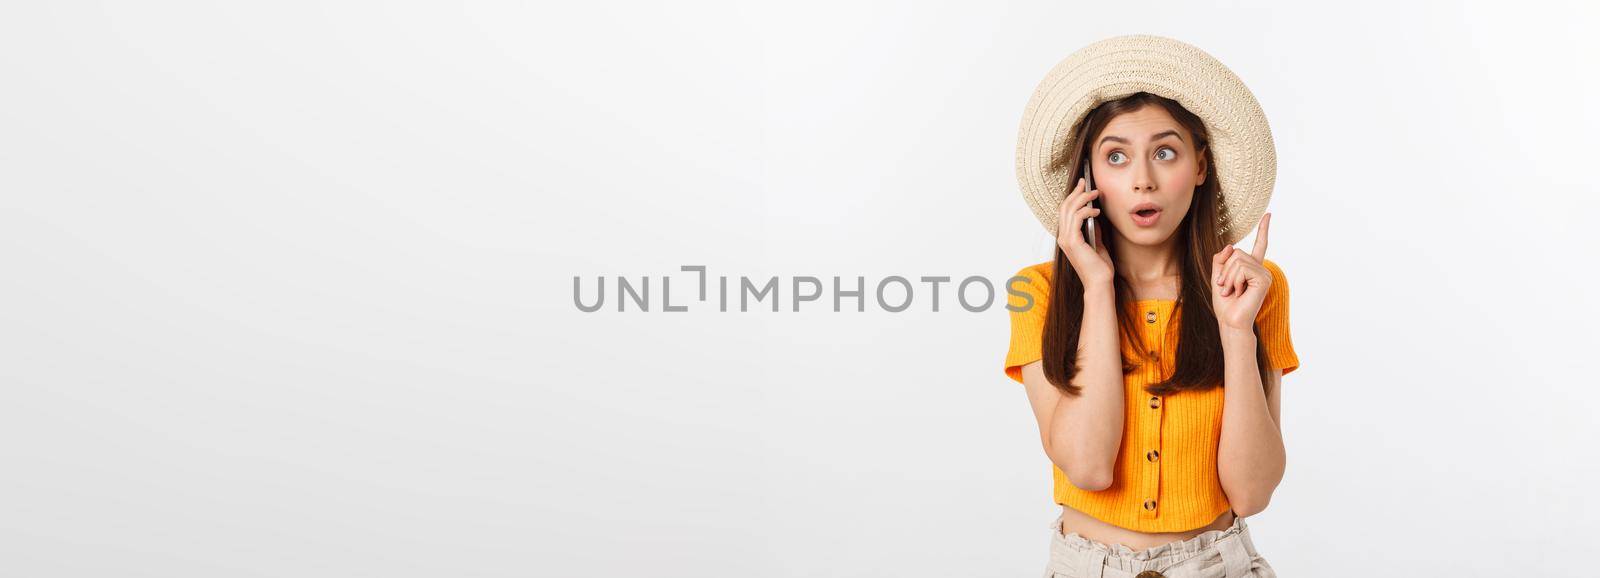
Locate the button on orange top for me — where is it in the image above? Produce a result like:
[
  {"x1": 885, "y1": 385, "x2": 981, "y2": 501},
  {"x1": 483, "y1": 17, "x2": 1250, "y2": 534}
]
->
[{"x1": 1003, "y1": 259, "x2": 1300, "y2": 532}]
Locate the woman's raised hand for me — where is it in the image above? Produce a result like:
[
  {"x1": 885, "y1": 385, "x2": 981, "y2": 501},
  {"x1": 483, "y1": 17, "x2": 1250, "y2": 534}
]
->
[
  {"x1": 1211, "y1": 212, "x2": 1272, "y2": 331},
  {"x1": 1055, "y1": 177, "x2": 1115, "y2": 287}
]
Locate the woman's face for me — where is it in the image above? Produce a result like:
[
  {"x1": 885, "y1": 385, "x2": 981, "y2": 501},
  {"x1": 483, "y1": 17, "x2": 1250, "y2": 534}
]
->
[{"x1": 1089, "y1": 105, "x2": 1206, "y2": 247}]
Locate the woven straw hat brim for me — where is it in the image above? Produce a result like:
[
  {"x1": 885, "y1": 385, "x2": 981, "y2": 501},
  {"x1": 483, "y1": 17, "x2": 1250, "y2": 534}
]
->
[{"x1": 1016, "y1": 34, "x2": 1276, "y2": 247}]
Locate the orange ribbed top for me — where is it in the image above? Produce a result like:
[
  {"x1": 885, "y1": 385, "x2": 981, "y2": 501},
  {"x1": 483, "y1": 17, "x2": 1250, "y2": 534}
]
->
[{"x1": 1002, "y1": 258, "x2": 1299, "y2": 532}]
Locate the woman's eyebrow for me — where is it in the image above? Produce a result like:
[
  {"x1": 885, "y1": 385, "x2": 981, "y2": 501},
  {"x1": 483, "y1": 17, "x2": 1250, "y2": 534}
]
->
[{"x1": 1098, "y1": 130, "x2": 1185, "y2": 148}]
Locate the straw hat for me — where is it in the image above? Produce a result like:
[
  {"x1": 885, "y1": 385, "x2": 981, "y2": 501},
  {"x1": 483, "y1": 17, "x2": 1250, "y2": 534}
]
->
[{"x1": 1015, "y1": 34, "x2": 1276, "y2": 246}]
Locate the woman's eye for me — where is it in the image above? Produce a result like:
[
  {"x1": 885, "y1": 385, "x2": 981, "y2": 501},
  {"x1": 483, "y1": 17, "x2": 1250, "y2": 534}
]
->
[
  {"x1": 1155, "y1": 147, "x2": 1177, "y2": 161},
  {"x1": 1107, "y1": 151, "x2": 1126, "y2": 165}
]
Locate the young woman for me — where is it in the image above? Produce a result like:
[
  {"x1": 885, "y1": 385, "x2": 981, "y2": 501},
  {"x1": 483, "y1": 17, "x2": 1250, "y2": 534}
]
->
[{"x1": 1006, "y1": 36, "x2": 1298, "y2": 578}]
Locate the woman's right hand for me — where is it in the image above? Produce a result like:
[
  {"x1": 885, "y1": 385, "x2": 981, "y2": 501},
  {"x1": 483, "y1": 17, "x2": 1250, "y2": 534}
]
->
[{"x1": 1056, "y1": 177, "x2": 1115, "y2": 287}]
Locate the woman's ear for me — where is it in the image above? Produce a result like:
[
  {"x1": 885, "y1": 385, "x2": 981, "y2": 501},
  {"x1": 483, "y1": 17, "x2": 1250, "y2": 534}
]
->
[{"x1": 1195, "y1": 146, "x2": 1208, "y2": 186}]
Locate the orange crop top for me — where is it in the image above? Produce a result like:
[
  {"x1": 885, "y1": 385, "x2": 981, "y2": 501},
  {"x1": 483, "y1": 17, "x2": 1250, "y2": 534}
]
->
[{"x1": 1003, "y1": 258, "x2": 1299, "y2": 532}]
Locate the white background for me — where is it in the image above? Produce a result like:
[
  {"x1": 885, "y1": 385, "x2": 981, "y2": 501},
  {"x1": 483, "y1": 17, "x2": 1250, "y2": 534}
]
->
[{"x1": 3, "y1": 1, "x2": 1598, "y2": 576}]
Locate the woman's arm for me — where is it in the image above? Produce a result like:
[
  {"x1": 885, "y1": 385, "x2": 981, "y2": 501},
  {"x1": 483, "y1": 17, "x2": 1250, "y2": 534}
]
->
[
  {"x1": 1215, "y1": 327, "x2": 1287, "y2": 517},
  {"x1": 1018, "y1": 281, "x2": 1126, "y2": 491},
  {"x1": 1211, "y1": 213, "x2": 1289, "y2": 517}
]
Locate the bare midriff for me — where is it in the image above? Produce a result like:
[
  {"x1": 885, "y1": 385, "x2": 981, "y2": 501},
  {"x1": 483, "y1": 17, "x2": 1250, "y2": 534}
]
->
[{"x1": 1057, "y1": 503, "x2": 1235, "y2": 551}]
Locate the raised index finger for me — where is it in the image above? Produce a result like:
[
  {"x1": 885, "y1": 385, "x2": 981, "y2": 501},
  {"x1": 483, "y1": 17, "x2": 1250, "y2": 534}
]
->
[{"x1": 1250, "y1": 212, "x2": 1271, "y2": 261}]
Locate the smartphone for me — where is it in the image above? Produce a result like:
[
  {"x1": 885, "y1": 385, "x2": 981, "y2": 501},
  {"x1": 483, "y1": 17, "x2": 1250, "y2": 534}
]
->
[{"x1": 1081, "y1": 159, "x2": 1098, "y2": 248}]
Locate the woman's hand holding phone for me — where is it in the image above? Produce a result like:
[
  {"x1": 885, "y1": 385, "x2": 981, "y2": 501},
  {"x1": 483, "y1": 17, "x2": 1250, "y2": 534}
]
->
[{"x1": 1056, "y1": 177, "x2": 1115, "y2": 288}]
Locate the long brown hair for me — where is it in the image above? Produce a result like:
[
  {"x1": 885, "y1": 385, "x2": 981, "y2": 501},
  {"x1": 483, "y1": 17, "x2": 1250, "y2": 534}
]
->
[{"x1": 1040, "y1": 92, "x2": 1272, "y2": 397}]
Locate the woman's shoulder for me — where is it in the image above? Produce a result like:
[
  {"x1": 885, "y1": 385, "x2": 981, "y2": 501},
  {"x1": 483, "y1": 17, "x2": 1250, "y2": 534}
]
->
[
  {"x1": 1007, "y1": 258, "x2": 1289, "y2": 298},
  {"x1": 1011, "y1": 260, "x2": 1054, "y2": 283},
  {"x1": 1261, "y1": 257, "x2": 1287, "y2": 278},
  {"x1": 1260, "y1": 257, "x2": 1290, "y2": 294},
  {"x1": 1007, "y1": 260, "x2": 1055, "y2": 294},
  {"x1": 1004, "y1": 260, "x2": 1054, "y2": 314},
  {"x1": 1255, "y1": 257, "x2": 1293, "y2": 322}
]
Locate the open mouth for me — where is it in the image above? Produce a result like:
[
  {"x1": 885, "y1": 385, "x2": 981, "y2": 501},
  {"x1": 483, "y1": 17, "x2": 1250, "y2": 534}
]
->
[{"x1": 1130, "y1": 204, "x2": 1162, "y2": 226}]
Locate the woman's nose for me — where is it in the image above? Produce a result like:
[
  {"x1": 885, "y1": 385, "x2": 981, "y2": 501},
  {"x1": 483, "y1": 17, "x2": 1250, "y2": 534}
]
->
[{"x1": 1132, "y1": 160, "x2": 1157, "y2": 192}]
